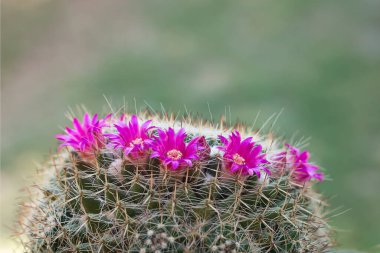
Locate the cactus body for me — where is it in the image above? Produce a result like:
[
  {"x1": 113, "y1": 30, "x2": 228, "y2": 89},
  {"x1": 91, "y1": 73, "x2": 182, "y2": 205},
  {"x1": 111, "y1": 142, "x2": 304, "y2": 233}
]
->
[{"x1": 19, "y1": 112, "x2": 331, "y2": 252}]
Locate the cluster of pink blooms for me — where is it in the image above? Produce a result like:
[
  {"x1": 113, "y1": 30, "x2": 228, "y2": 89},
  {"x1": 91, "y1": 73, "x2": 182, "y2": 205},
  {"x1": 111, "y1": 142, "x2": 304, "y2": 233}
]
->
[
  {"x1": 55, "y1": 113, "x2": 111, "y2": 158},
  {"x1": 56, "y1": 113, "x2": 324, "y2": 183}
]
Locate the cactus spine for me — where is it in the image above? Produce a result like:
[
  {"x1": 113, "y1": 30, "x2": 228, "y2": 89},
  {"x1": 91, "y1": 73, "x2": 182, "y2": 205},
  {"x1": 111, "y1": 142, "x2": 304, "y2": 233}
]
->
[{"x1": 19, "y1": 111, "x2": 331, "y2": 252}]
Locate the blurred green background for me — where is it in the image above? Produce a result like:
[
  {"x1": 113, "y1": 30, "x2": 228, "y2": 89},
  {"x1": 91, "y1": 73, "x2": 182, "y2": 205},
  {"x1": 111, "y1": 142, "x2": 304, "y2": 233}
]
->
[{"x1": 1, "y1": 0, "x2": 380, "y2": 252}]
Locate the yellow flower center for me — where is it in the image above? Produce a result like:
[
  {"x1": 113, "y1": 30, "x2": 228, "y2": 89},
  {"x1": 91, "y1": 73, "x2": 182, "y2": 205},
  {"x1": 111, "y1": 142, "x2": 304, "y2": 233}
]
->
[
  {"x1": 167, "y1": 149, "x2": 183, "y2": 160},
  {"x1": 233, "y1": 153, "x2": 245, "y2": 165},
  {"x1": 130, "y1": 138, "x2": 143, "y2": 147}
]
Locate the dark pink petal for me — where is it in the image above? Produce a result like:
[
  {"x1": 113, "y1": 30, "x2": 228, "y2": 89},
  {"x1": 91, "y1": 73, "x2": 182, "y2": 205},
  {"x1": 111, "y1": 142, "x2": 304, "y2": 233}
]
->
[
  {"x1": 230, "y1": 163, "x2": 240, "y2": 172},
  {"x1": 56, "y1": 113, "x2": 107, "y2": 156},
  {"x1": 171, "y1": 161, "x2": 179, "y2": 170},
  {"x1": 216, "y1": 146, "x2": 225, "y2": 151},
  {"x1": 257, "y1": 166, "x2": 271, "y2": 175},
  {"x1": 186, "y1": 154, "x2": 199, "y2": 160},
  {"x1": 253, "y1": 169, "x2": 261, "y2": 178},
  {"x1": 231, "y1": 130, "x2": 241, "y2": 143},
  {"x1": 141, "y1": 120, "x2": 153, "y2": 131},
  {"x1": 143, "y1": 139, "x2": 154, "y2": 146},
  {"x1": 157, "y1": 129, "x2": 167, "y2": 142},
  {"x1": 83, "y1": 113, "x2": 90, "y2": 127},
  {"x1": 150, "y1": 152, "x2": 160, "y2": 158},
  {"x1": 240, "y1": 137, "x2": 253, "y2": 150},
  {"x1": 218, "y1": 135, "x2": 229, "y2": 146},
  {"x1": 123, "y1": 147, "x2": 134, "y2": 156},
  {"x1": 73, "y1": 118, "x2": 85, "y2": 135},
  {"x1": 299, "y1": 151, "x2": 310, "y2": 162},
  {"x1": 313, "y1": 172, "x2": 324, "y2": 181},
  {"x1": 184, "y1": 159, "x2": 193, "y2": 167},
  {"x1": 251, "y1": 145, "x2": 262, "y2": 157},
  {"x1": 55, "y1": 134, "x2": 67, "y2": 141},
  {"x1": 131, "y1": 114, "x2": 139, "y2": 128},
  {"x1": 284, "y1": 144, "x2": 324, "y2": 182},
  {"x1": 187, "y1": 136, "x2": 201, "y2": 147}
]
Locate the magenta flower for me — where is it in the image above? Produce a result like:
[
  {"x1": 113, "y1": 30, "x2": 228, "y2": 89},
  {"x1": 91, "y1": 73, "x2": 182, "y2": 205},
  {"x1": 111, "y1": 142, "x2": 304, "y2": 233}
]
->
[
  {"x1": 107, "y1": 114, "x2": 154, "y2": 160},
  {"x1": 55, "y1": 113, "x2": 110, "y2": 157},
  {"x1": 197, "y1": 136, "x2": 211, "y2": 160},
  {"x1": 150, "y1": 128, "x2": 203, "y2": 170},
  {"x1": 269, "y1": 151, "x2": 288, "y2": 176},
  {"x1": 217, "y1": 130, "x2": 270, "y2": 178},
  {"x1": 284, "y1": 144, "x2": 324, "y2": 183}
]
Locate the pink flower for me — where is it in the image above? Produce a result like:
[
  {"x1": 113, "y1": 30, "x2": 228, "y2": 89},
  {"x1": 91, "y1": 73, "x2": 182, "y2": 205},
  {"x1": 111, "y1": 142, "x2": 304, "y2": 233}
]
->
[
  {"x1": 269, "y1": 151, "x2": 288, "y2": 176},
  {"x1": 197, "y1": 136, "x2": 211, "y2": 160},
  {"x1": 280, "y1": 144, "x2": 324, "y2": 183},
  {"x1": 55, "y1": 113, "x2": 110, "y2": 157},
  {"x1": 150, "y1": 128, "x2": 204, "y2": 170},
  {"x1": 217, "y1": 130, "x2": 270, "y2": 178},
  {"x1": 107, "y1": 114, "x2": 155, "y2": 160}
]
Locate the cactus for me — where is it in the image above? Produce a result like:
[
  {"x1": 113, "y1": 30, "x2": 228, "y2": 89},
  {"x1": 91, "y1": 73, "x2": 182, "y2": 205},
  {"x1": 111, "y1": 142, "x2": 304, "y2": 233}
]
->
[{"x1": 18, "y1": 111, "x2": 331, "y2": 252}]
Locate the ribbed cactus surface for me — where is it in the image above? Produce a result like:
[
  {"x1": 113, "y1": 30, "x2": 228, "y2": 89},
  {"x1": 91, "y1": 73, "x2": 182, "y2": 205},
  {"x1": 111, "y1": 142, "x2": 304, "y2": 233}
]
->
[{"x1": 19, "y1": 112, "x2": 330, "y2": 252}]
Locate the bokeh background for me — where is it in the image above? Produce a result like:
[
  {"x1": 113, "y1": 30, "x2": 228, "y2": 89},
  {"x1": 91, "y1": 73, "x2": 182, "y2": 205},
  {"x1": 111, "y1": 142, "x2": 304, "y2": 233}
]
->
[{"x1": 1, "y1": 0, "x2": 380, "y2": 252}]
